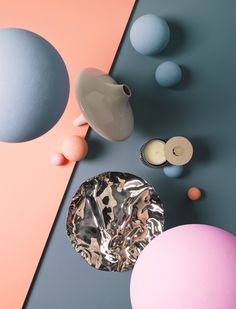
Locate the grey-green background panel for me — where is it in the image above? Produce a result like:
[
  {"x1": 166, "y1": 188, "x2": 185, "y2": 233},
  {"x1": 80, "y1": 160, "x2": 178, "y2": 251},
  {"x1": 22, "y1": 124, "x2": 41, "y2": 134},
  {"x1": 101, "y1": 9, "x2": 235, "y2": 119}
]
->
[{"x1": 24, "y1": 0, "x2": 236, "y2": 308}]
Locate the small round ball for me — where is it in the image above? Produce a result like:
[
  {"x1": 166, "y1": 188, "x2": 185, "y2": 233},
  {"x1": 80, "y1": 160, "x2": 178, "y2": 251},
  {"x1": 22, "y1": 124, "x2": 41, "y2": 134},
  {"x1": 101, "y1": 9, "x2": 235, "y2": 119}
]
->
[
  {"x1": 51, "y1": 153, "x2": 67, "y2": 166},
  {"x1": 155, "y1": 61, "x2": 182, "y2": 87},
  {"x1": 131, "y1": 225, "x2": 236, "y2": 309},
  {"x1": 62, "y1": 135, "x2": 88, "y2": 161},
  {"x1": 130, "y1": 14, "x2": 170, "y2": 55},
  {"x1": 163, "y1": 165, "x2": 183, "y2": 178},
  {"x1": 187, "y1": 187, "x2": 202, "y2": 201}
]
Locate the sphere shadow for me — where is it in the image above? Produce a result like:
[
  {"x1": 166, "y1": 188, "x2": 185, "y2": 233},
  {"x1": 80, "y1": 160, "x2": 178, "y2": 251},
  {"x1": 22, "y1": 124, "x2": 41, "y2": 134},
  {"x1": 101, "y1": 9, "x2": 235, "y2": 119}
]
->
[
  {"x1": 175, "y1": 66, "x2": 192, "y2": 90},
  {"x1": 191, "y1": 136, "x2": 212, "y2": 164},
  {"x1": 157, "y1": 19, "x2": 186, "y2": 58},
  {"x1": 147, "y1": 174, "x2": 200, "y2": 230}
]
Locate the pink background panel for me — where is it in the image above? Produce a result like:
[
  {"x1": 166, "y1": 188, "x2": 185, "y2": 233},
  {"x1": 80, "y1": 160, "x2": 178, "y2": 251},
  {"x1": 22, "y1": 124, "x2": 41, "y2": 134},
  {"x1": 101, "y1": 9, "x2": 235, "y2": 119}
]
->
[{"x1": 0, "y1": 1, "x2": 135, "y2": 308}]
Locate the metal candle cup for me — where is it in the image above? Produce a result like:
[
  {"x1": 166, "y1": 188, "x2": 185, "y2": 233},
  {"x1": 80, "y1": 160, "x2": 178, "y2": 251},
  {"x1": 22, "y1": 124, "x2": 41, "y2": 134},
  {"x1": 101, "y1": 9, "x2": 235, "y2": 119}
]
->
[{"x1": 140, "y1": 138, "x2": 168, "y2": 168}]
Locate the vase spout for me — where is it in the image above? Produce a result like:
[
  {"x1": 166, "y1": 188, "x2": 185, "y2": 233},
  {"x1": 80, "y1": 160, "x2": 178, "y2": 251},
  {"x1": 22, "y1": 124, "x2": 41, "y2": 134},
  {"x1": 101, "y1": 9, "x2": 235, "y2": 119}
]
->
[
  {"x1": 122, "y1": 84, "x2": 132, "y2": 97},
  {"x1": 105, "y1": 83, "x2": 132, "y2": 105}
]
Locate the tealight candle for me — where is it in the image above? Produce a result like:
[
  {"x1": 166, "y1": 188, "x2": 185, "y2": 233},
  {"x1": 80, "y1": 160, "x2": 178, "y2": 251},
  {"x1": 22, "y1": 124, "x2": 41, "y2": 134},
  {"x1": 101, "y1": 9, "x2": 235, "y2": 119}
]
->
[
  {"x1": 141, "y1": 139, "x2": 167, "y2": 167},
  {"x1": 140, "y1": 136, "x2": 193, "y2": 168}
]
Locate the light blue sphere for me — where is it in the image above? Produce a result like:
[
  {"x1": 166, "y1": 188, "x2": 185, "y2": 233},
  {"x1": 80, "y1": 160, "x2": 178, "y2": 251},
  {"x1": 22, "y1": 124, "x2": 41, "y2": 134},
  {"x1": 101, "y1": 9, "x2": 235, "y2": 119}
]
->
[
  {"x1": 163, "y1": 165, "x2": 184, "y2": 178},
  {"x1": 130, "y1": 14, "x2": 170, "y2": 55},
  {"x1": 0, "y1": 28, "x2": 70, "y2": 143},
  {"x1": 155, "y1": 61, "x2": 182, "y2": 87}
]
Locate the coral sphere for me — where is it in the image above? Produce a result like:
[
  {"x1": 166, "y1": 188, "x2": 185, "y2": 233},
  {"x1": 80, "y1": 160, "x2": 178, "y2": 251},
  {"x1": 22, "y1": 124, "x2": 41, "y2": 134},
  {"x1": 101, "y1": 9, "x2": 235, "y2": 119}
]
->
[
  {"x1": 51, "y1": 153, "x2": 67, "y2": 166},
  {"x1": 130, "y1": 14, "x2": 170, "y2": 55},
  {"x1": 0, "y1": 28, "x2": 69, "y2": 142},
  {"x1": 155, "y1": 61, "x2": 182, "y2": 87},
  {"x1": 131, "y1": 224, "x2": 236, "y2": 309},
  {"x1": 187, "y1": 187, "x2": 202, "y2": 200},
  {"x1": 62, "y1": 135, "x2": 88, "y2": 161}
]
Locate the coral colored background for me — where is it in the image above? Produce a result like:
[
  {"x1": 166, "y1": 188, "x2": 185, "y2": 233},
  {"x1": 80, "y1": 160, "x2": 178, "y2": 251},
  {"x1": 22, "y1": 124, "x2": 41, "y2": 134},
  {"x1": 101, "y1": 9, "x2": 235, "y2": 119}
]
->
[{"x1": 0, "y1": 1, "x2": 135, "y2": 308}]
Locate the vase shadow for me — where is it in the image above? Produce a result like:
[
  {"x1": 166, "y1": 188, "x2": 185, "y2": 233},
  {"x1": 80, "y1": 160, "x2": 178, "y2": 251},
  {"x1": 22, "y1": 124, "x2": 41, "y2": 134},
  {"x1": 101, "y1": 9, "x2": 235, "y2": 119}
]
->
[{"x1": 85, "y1": 129, "x2": 107, "y2": 160}]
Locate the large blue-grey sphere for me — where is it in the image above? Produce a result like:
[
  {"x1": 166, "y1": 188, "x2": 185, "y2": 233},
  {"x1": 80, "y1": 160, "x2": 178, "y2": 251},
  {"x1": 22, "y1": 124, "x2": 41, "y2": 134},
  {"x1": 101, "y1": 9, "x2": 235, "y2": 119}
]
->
[
  {"x1": 0, "y1": 28, "x2": 70, "y2": 142},
  {"x1": 155, "y1": 61, "x2": 182, "y2": 87},
  {"x1": 130, "y1": 14, "x2": 170, "y2": 55}
]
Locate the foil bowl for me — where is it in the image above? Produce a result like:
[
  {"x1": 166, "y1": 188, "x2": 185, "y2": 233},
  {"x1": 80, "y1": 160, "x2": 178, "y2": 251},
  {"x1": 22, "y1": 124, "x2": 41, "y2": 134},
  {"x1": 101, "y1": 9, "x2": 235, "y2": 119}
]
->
[{"x1": 66, "y1": 172, "x2": 164, "y2": 272}]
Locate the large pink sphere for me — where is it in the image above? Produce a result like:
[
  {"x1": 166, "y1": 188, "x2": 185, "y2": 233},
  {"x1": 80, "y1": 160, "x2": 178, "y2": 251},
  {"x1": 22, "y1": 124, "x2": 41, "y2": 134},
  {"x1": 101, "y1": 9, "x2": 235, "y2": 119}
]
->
[{"x1": 130, "y1": 224, "x2": 236, "y2": 309}]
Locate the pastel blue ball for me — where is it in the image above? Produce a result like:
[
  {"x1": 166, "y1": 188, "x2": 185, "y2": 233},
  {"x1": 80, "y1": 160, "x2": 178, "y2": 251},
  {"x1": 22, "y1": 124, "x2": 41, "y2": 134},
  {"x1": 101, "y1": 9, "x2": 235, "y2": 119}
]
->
[
  {"x1": 155, "y1": 61, "x2": 182, "y2": 87},
  {"x1": 0, "y1": 28, "x2": 69, "y2": 143},
  {"x1": 163, "y1": 165, "x2": 184, "y2": 178},
  {"x1": 130, "y1": 14, "x2": 170, "y2": 55}
]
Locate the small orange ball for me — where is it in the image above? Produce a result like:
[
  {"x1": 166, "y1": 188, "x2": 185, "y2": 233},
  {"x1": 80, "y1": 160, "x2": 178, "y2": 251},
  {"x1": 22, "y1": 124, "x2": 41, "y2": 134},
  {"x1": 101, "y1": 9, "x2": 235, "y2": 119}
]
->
[
  {"x1": 187, "y1": 187, "x2": 202, "y2": 201},
  {"x1": 62, "y1": 135, "x2": 88, "y2": 161}
]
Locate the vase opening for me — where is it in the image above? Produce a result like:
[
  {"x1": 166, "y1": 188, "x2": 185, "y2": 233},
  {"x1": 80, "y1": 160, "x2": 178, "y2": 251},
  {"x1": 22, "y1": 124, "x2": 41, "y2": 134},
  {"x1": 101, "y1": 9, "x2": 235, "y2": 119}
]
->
[{"x1": 123, "y1": 84, "x2": 131, "y2": 97}]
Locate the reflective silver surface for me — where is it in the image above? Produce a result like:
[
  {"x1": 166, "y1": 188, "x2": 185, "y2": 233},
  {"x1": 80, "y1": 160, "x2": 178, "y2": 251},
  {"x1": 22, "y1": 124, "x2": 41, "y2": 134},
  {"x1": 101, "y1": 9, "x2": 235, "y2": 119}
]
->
[{"x1": 66, "y1": 172, "x2": 164, "y2": 272}]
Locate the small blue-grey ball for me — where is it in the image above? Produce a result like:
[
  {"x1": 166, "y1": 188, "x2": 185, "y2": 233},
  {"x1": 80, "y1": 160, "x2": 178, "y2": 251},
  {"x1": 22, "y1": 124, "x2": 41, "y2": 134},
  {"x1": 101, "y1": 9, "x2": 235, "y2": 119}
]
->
[
  {"x1": 163, "y1": 165, "x2": 184, "y2": 178},
  {"x1": 155, "y1": 61, "x2": 182, "y2": 87},
  {"x1": 130, "y1": 14, "x2": 170, "y2": 55},
  {"x1": 0, "y1": 28, "x2": 69, "y2": 143}
]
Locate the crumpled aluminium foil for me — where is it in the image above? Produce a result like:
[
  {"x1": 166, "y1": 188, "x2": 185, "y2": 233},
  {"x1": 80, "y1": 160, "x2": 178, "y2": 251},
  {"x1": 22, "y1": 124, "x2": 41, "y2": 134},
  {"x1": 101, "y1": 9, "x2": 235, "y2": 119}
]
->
[{"x1": 66, "y1": 172, "x2": 164, "y2": 272}]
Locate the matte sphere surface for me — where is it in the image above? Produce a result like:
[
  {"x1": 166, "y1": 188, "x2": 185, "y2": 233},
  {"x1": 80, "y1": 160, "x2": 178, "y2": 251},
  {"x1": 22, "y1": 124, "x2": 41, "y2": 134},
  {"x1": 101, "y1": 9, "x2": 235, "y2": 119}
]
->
[
  {"x1": 188, "y1": 187, "x2": 202, "y2": 200},
  {"x1": 163, "y1": 165, "x2": 183, "y2": 178},
  {"x1": 0, "y1": 28, "x2": 69, "y2": 142},
  {"x1": 155, "y1": 61, "x2": 182, "y2": 87},
  {"x1": 51, "y1": 153, "x2": 67, "y2": 166},
  {"x1": 131, "y1": 224, "x2": 236, "y2": 309},
  {"x1": 62, "y1": 135, "x2": 88, "y2": 161},
  {"x1": 130, "y1": 14, "x2": 170, "y2": 55}
]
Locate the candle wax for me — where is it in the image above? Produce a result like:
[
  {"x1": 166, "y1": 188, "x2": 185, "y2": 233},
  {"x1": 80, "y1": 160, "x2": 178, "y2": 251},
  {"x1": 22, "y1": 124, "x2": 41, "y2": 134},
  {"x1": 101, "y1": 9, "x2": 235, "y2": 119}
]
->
[{"x1": 143, "y1": 139, "x2": 166, "y2": 165}]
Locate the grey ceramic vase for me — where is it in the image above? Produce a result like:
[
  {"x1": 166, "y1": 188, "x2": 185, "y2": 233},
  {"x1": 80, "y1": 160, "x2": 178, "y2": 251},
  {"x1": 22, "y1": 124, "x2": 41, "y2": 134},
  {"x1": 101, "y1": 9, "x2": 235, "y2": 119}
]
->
[{"x1": 75, "y1": 68, "x2": 134, "y2": 141}]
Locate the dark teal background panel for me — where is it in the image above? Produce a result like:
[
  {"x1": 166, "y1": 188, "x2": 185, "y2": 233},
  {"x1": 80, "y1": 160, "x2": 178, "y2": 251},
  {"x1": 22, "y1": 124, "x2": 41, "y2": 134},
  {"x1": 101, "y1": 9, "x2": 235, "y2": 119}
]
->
[{"x1": 25, "y1": 0, "x2": 236, "y2": 308}]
